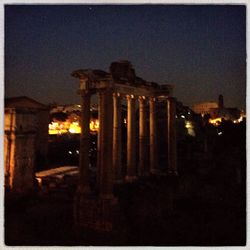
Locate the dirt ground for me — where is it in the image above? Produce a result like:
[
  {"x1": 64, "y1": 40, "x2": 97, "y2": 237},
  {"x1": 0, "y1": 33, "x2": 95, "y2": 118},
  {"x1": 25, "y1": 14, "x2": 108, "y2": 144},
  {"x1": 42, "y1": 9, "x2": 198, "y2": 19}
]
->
[{"x1": 4, "y1": 174, "x2": 245, "y2": 246}]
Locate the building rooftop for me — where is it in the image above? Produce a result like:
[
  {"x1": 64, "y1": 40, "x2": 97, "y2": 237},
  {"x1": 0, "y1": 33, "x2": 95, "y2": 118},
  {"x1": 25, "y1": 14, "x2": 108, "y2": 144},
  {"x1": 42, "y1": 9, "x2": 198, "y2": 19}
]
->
[{"x1": 5, "y1": 96, "x2": 48, "y2": 110}]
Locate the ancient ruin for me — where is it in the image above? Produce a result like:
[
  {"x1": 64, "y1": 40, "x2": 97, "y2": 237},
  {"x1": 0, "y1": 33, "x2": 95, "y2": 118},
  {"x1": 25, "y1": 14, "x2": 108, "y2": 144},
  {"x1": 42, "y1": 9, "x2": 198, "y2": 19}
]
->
[
  {"x1": 4, "y1": 97, "x2": 49, "y2": 194},
  {"x1": 72, "y1": 61, "x2": 177, "y2": 231}
]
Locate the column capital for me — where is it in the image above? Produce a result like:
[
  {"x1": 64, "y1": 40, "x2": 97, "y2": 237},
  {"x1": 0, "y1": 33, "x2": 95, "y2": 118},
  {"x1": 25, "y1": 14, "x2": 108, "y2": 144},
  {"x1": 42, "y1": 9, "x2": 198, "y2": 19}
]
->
[
  {"x1": 149, "y1": 96, "x2": 157, "y2": 102},
  {"x1": 113, "y1": 92, "x2": 121, "y2": 98},
  {"x1": 138, "y1": 95, "x2": 146, "y2": 102},
  {"x1": 126, "y1": 94, "x2": 135, "y2": 100}
]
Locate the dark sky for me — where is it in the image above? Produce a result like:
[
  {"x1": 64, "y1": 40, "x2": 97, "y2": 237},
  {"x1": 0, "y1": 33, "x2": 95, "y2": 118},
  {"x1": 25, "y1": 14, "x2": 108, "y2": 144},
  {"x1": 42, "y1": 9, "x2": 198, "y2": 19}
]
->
[{"x1": 5, "y1": 5, "x2": 246, "y2": 109}]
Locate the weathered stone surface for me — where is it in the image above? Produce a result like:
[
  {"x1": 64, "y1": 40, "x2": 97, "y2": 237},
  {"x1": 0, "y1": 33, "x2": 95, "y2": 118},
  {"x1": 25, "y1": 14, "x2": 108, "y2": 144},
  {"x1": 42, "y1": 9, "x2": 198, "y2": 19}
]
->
[
  {"x1": 71, "y1": 69, "x2": 110, "y2": 81},
  {"x1": 109, "y1": 60, "x2": 136, "y2": 84},
  {"x1": 4, "y1": 108, "x2": 38, "y2": 194}
]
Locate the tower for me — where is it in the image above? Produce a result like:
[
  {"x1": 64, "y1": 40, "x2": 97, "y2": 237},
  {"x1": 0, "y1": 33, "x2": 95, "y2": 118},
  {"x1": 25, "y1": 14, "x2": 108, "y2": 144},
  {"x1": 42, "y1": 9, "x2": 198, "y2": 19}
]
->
[{"x1": 218, "y1": 94, "x2": 224, "y2": 109}]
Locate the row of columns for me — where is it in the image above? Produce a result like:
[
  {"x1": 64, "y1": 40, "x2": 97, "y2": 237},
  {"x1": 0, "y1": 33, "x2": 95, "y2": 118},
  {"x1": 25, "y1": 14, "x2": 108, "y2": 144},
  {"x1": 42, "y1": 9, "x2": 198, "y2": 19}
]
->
[
  {"x1": 78, "y1": 88, "x2": 177, "y2": 197},
  {"x1": 112, "y1": 93, "x2": 177, "y2": 182}
]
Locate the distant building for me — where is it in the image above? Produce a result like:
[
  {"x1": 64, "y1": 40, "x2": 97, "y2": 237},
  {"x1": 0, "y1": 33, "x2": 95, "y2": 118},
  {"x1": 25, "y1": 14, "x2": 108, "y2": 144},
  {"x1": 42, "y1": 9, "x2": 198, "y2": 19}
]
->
[
  {"x1": 218, "y1": 94, "x2": 224, "y2": 109},
  {"x1": 192, "y1": 95, "x2": 242, "y2": 125},
  {"x1": 4, "y1": 96, "x2": 49, "y2": 193},
  {"x1": 192, "y1": 101, "x2": 218, "y2": 116}
]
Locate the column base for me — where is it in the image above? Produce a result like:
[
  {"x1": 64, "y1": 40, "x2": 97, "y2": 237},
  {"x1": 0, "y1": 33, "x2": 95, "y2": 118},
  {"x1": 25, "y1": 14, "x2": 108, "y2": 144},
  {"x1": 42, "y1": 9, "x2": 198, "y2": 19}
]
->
[
  {"x1": 74, "y1": 192, "x2": 119, "y2": 232},
  {"x1": 125, "y1": 175, "x2": 138, "y2": 182}
]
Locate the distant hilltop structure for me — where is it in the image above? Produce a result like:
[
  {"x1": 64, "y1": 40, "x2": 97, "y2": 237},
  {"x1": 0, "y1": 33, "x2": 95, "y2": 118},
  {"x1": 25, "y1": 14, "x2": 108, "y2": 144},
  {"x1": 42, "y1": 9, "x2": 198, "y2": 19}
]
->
[
  {"x1": 192, "y1": 95, "x2": 244, "y2": 125},
  {"x1": 192, "y1": 101, "x2": 218, "y2": 116}
]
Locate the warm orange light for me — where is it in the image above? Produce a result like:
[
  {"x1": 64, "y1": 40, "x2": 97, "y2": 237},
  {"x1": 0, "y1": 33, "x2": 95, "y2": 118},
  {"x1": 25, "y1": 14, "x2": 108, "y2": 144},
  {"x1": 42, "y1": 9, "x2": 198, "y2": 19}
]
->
[
  {"x1": 69, "y1": 122, "x2": 81, "y2": 134},
  {"x1": 49, "y1": 119, "x2": 99, "y2": 135},
  {"x1": 209, "y1": 117, "x2": 222, "y2": 126},
  {"x1": 185, "y1": 121, "x2": 195, "y2": 136},
  {"x1": 233, "y1": 116, "x2": 244, "y2": 124},
  {"x1": 89, "y1": 119, "x2": 99, "y2": 132}
]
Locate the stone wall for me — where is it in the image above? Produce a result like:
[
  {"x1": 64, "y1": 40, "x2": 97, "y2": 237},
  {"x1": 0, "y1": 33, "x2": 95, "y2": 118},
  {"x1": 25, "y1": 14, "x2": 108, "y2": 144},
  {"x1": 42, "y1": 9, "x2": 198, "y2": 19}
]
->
[{"x1": 4, "y1": 108, "x2": 37, "y2": 193}]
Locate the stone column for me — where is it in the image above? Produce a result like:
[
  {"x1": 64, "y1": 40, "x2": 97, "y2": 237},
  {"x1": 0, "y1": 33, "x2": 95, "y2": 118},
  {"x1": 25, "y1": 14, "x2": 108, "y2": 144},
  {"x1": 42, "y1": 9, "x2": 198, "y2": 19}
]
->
[
  {"x1": 113, "y1": 92, "x2": 122, "y2": 182},
  {"x1": 149, "y1": 97, "x2": 158, "y2": 174},
  {"x1": 99, "y1": 88, "x2": 115, "y2": 198},
  {"x1": 126, "y1": 95, "x2": 137, "y2": 181},
  {"x1": 167, "y1": 97, "x2": 177, "y2": 175},
  {"x1": 78, "y1": 89, "x2": 91, "y2": 194},
  {"x1": 138, "y1": 96, "x2": 148, "y2": 176}
]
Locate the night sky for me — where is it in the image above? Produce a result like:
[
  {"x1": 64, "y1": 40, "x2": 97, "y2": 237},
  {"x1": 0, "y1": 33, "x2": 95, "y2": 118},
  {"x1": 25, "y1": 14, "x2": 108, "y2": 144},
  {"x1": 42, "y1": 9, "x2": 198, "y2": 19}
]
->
[{"x1": 5, "y1": 5, "x2": 246, "y2": 109}]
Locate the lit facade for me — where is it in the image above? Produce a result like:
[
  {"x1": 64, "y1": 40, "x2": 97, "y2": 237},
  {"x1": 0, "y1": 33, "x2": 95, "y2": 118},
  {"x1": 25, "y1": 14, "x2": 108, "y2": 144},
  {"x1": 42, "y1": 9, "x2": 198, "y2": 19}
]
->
[
  {"x1": 192, "y1": 102, "x2": 218, "y2": 115},
  {"x1": 48, "y1": 119, "x2": 99, "y2": 134},
  {"x1": 4, "y1": 96, "x2": 49, "y2": 193},
  {"x1": 4, "y1": 108, "x2": 37, "y2": 192}
]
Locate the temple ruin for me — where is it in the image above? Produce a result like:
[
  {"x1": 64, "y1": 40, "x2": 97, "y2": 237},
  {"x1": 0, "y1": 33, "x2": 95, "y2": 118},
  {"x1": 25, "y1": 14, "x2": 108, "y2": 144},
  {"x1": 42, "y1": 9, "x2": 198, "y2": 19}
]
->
[{"x1": 72, "y1": 61, "x2": 177, "y2": 231}]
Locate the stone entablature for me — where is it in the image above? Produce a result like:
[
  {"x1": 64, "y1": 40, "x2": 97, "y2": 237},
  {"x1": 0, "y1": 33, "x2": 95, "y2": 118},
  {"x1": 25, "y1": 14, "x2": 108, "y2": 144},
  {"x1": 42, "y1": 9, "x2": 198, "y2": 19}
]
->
[{"x1": 72, "y1": 68, "x2": 173, "y2": 98}]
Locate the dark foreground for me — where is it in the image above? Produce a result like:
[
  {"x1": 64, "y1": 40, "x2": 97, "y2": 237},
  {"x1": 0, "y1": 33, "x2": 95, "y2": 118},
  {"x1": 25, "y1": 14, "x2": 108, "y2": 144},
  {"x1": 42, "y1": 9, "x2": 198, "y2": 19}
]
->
[
  {"x1": 5, "y1": 121, "x2": 246, "y2": 246},
  {"x1": 5, "y1": 173, "x2": 245, "y2": 246}
]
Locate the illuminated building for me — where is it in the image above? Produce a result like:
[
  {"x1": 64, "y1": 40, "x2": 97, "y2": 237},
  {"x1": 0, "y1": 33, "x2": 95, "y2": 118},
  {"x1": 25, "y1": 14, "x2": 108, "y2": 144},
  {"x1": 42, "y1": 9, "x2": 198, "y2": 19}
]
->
[
  {"x1": 4, "y1": 96, "x2": 49, "y2": 193},
  {"x1": 48, "y1": 119, "x2": 99, "y2": 135},
  {"x1": 48, "y1": 103, "x2": 128, "y2": 135},
  {"x1": 192, "y1": 95, "x2": 244, "y2": 126},
  {"x1": 208, "y1": 117, "x2": 222, "y2": 126},
  {"x1": 192, "y1": 101, "x2": 218, "y2": 116}
]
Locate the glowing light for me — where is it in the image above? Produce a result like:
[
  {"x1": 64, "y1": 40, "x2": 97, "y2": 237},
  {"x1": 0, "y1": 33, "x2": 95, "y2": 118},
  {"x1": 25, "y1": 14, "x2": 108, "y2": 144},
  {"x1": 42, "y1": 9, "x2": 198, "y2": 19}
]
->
[
  {"x1": 218, "y1": 132, "x2": 223, "y2": 136},
  {"x1": 49, "y1": 119, "x2": 99, "y2": 135},
  {"x1": 185, "y1": 121, "x2": 192, "y2": 129},
  {"x1": 181, "y1": 115, "x2": 185, "y2": 119},
  {"x1": 69, "y1": 122, "x2": 81, "y2": 134},
  {"x1": 89, "y1": 119, "x2": 99, "y2": 132},
  {"x1": 233, "y1": 116, "x2": 244, "y2": 124},
  {"x1": 185, "y1": 121, "x2": 195, "y2": 136},
  {"x1": 209, "y1": 117, "x2": 222, "y2": 126},
  {"x1": 68, "y1": 151, "x2": 72, "y2": 154}
]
